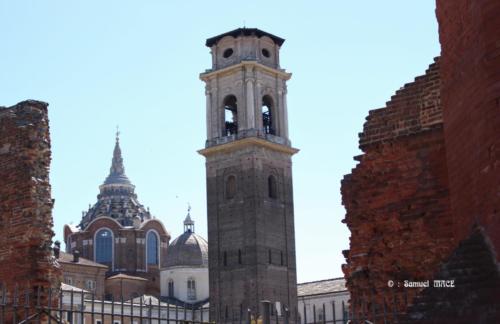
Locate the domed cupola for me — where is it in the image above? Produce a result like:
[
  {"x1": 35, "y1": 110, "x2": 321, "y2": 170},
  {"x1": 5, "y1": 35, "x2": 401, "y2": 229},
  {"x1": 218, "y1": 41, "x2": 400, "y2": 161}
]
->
[
  {"x1": 78, "y1": 131, "x2": 153, "y2": 229},
  {"x1": 165, "y1": 209, "x2": 208, "y2": 268}
]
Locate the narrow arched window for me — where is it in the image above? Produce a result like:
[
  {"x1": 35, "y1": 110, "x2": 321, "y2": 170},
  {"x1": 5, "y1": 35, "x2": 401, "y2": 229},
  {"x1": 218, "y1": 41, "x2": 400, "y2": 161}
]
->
[
  {"x1": 268, "y1": 175, "x2": 277, "y2": 199},
  {"x1": 95, "y1": 229, "x2": 113, "y2": 264},
  {"x1": 168, "y1": 279, "x2": 174, "y2": 297},
  {"x1": 262, "y1": 95, "x2": 275, "y2": 135},
  {"x1": 268, "y1": 249, "x2": 272, "y2": 264},
  {"x1": 146, "y1": 231, "x2": 158, "y2": 265},
  {"x1": 187, "y1": 278, "x2": 196, "y2": 300},
  {"x1": 223, "y1": 251, "x2": 228, "y2": 266},
  {"x1": 238, "y1": 249, "x2": 242, "y2": 265},
  {"x1": 226, "y1": 175, "x2": 236, "y2": 199},
  {"x1": 224, "y1": 95, "x2": 238, "y2": 136}
]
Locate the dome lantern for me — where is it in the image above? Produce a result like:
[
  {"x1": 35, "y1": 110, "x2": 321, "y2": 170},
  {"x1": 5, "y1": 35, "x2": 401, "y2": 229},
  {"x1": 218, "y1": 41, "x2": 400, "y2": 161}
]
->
[
  {"x1": 165, "y1": 212, "x2": 208, "y2": 268},
  {"x1": 184, "y1": 205, "x2": 195, "y2": 233}
]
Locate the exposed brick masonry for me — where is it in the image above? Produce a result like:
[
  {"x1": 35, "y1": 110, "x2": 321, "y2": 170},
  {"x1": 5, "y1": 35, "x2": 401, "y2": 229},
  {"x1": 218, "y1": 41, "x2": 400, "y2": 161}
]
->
[
  {"x1": 341, "y1": 60, "x2": 456, "y2": 319},
  {"x1": 436, "y1": 0, "x2": 500, "y2": 261},
  {"x1": 0, "y1": 100, "x2": 61, "y2": 311},
  {"x1": 404, "y1": 225, "x2": 500, "y2": 323},
  {"x1": 342, "y1": 1, "x2": 500, "y2": 321}
]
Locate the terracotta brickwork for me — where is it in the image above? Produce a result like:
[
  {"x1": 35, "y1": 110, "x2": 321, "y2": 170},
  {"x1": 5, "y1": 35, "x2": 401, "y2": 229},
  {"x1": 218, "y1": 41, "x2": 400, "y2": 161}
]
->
[
  {"x1": 65, "y1": 217, "x2": 168, "y2": 297},
  {"x1": 404, "y1": 226, "x2": 500, "y2": 323},
  {"x1": 341, "y1": 60, "x2": 455, "y2": 319},
  {"x1": 0, "y1": 100, "x2": 61, "y2": 319},
  {"x1": 343, "y1": 2, "x2": 500, "y2": 321},
  {"x1": 359, "y1": 59, "x2": 443, "y2": 149},
  {"x1": 105, "y1": 274, "x2": 148, "y2": 300},
  {"x1": 436, "y1": 0, "x2": 500, "y2": 261}
]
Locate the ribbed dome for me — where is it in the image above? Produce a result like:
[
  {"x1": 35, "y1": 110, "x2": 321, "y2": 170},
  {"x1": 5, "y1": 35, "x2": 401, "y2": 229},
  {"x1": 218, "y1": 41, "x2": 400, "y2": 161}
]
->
[
  {"x1": 78, "y1": 133, "x2": 152, "y2": 229},
  {"x1": 165, "y1": 229, "x2": 208, "y2": 268}
]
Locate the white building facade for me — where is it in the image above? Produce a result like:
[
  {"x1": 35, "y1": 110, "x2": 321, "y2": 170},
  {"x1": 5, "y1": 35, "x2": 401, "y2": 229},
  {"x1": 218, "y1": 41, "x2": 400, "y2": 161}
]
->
[{"x1": 297, "y1": 278, "x2": 350, "y2": 324}]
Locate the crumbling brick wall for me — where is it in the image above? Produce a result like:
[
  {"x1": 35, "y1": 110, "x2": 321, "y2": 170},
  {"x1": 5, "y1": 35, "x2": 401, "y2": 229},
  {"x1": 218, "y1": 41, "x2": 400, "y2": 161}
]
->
[
  {"x1": 0, "y1": 100, "x2": 61, "y2": 292},
  {"x1": 341, "y1": 59, "x2": 456, "y2": 320},
  {"x1": 436, "y1": 0, "x2": 500, "y2": 262},
  {"x1": 404, "y1": 225, "x2": 500, "y2": 323}
]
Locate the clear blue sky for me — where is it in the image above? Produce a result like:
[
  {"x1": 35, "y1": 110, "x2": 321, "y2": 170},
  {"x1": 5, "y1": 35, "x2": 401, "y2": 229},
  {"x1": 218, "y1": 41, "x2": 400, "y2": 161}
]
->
[{"x1": 0, "y1": 1, "x2": 440, "y2": 283}]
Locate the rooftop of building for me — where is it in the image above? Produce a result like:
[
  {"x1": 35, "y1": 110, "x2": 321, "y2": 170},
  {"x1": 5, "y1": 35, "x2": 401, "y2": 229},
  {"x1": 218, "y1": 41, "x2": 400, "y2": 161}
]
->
[
  {"x1": 297, "y1": 277, "x2": 347, "y2": 297},
  {"x1": 58, "y1": 251, "x2": 108, "y2": 269},
  {"x1": 61, "y1": 282, "x2": 89, "y2": 293},
  {"x1": 205, "y1": 27, "x2": 285, "y2": 47},
  {"x1": 107, "y1": 273, "x2": 148, "y2": 281}
]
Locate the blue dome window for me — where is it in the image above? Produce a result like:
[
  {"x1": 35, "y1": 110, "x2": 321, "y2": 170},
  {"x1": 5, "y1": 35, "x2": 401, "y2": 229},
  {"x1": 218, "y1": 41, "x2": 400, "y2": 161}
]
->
[
  {"x1": 147, "y1": 231, "x2": 159, "y2": 265},
  {"x1": 95, "y1": 229, "x2": 113, "y2": 264}
]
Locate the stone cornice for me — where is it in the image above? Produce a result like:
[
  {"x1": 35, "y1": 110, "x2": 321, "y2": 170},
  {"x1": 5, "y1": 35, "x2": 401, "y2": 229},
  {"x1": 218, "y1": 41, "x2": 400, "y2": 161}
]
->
[
  {"x1": 200, "y1": 61, "x2": 292, "y2": 81},
  {"x1": 198, "y1": 137, "x2": 299, "y2": 157}
]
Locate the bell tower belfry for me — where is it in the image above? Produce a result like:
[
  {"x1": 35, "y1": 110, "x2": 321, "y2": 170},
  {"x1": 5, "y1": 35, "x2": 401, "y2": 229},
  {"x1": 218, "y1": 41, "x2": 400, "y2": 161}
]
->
[{"x1": 199, "y1": 28, "x2": 298, "y2": 323}]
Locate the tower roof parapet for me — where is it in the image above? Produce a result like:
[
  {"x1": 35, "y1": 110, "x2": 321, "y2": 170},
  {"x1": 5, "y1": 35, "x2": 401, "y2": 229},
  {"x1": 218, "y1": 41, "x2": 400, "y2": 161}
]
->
[{"x1": 205, "y1": 27, "x2": 285, "y2": 47}]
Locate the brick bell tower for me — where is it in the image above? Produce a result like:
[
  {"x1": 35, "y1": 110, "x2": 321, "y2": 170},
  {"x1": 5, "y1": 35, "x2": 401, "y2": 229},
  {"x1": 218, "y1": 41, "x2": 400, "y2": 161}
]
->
[{"x1": 198, "y1": 28, "x2": 298, "y2": 323}]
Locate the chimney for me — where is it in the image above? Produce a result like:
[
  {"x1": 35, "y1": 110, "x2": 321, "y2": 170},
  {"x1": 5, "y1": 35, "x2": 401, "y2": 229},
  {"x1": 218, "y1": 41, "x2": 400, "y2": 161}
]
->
[
  {"x1": 53, "y1": 240, "x2": 61, "y2": 259},
  {"x1": 73, "y1": 250, "x2": 80, "y2": 263}
]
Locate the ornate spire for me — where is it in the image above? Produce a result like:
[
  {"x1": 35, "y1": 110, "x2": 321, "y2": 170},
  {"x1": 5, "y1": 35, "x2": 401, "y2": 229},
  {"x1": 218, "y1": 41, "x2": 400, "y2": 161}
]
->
[
  {"x1": 103, "y1": 129, "x2": 132, "y2": 186},
  {"x1": 184, "y1": 204, "x2": 195, "y2": 233}
]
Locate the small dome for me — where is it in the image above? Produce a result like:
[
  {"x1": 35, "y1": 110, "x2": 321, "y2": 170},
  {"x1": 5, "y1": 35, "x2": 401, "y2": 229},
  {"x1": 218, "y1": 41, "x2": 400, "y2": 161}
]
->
[{"x1": 165, "y1": 230, "x2": 208, "y2": 268}]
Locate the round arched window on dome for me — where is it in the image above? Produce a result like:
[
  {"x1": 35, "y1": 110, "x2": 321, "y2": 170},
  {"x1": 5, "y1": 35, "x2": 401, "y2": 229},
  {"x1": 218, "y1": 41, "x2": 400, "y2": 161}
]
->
[
  {"x1": 147, "y1": 231, "x2": 159, "y2": 265},
  {"x1": 95, "y1": 229, "x2": 113, "y2": 265}
]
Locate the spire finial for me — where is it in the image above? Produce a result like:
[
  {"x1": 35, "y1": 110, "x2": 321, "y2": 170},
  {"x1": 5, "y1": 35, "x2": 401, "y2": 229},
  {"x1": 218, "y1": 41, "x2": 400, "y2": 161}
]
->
[
  {"x1": 116, "y1": 125, "x2": 120, "y2": 142},
  {"x1": 102, "y1": 128, "x2": 132, "y2": 187}
]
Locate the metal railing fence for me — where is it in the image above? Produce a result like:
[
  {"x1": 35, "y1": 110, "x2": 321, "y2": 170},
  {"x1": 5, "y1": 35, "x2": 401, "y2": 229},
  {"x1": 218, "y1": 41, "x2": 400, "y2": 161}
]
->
[{"x1": 0, "y1": 286, "x2": 210, "y2": 324}]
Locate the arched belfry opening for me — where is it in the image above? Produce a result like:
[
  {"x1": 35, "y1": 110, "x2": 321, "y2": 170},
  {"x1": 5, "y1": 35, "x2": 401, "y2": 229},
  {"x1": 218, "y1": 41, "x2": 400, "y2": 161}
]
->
[
  {"x1": 223, "y1": 95, "x2": 238, "y2": 136},
  {"x1": 262, "y1": 95, "x2": 275, "y2": 135}
]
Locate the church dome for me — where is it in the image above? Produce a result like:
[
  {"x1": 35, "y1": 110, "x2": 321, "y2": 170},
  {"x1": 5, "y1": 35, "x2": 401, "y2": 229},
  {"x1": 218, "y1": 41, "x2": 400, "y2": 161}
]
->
[
  {"x1": 165, "y1": 211, "x2": 208, "y2": 268},
  {"x1": 78, "y1": 131, "x2": 152, "y2": 229}
]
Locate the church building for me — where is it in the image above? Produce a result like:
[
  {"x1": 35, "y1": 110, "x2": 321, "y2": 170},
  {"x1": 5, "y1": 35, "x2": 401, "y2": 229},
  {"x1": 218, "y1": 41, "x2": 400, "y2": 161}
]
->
[{"x1": 64, "y1": 133, "x2": 170, "y2": 298}]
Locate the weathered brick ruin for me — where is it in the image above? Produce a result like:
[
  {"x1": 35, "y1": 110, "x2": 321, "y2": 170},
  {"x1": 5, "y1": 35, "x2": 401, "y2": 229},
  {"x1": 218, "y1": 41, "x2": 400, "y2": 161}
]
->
[
  {"x1": 341, "y1": 59, "x2": 456, "y2": 318},
  {"x1": 342, "y1": 1, "x2": 500, "y2": 322},
  {"x1": 0, "y1": 100, "x2": 61, "y2": 313},
  {"x1": 436, "y1": 0, "x2": 500, "y2": 260}
]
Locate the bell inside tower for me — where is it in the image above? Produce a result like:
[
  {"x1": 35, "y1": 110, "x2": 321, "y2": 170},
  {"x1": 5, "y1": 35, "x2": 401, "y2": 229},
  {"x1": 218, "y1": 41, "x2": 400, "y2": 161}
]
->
[
  {"x1": 262, "y1": 95, "x2": 275, "y2": 135},
  {"x1": 223, "y1": 95, "x2": 237, "y2": 136}
]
